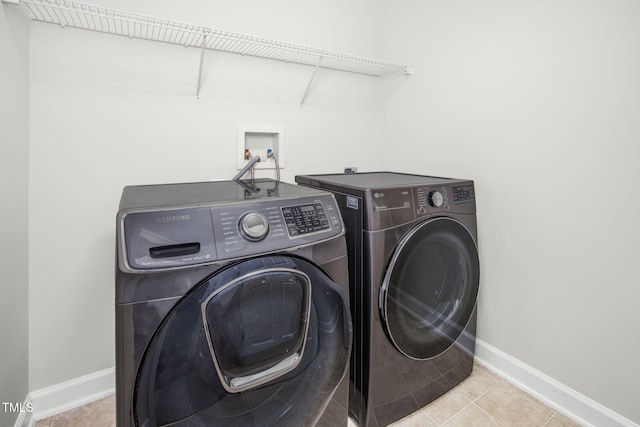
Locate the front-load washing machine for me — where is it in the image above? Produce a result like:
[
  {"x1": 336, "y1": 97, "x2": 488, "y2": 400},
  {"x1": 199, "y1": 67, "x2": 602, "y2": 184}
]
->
[
  {"x1": 116, "y1": 179, "x2": 352, "y2": 427},
  {"x1": 296, "y1": 172, "x2": 480, "y2": 427}
]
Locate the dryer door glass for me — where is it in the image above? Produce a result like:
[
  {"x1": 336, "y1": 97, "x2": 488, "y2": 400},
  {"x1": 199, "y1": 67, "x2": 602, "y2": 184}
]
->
[
  {"x1": 381, "y1": 217, "x2": 479, "y2": 360},
  {"x1": 133, "y1": 256, "x2": 351, "y2": 427}
]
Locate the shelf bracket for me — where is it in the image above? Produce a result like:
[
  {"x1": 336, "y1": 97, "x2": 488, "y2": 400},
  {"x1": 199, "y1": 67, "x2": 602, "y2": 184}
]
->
[
  {"x1": 300, "y1": 56, "x2": 323, "y2": 108},
  {"x1": 195, "y1": 34, "x2": 207, "y2": 100}
]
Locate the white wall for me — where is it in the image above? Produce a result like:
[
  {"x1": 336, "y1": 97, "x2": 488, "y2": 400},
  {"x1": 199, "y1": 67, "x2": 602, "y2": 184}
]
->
[
  {"x1": 380, "y1": 0, "x2": 640, "y2": 424},
  {"x1": 28, "y1": 0, "x2": 384, "y2": 391},
  {"x1": 0, "y1": 3, "x2": 29, "y2": 426}
]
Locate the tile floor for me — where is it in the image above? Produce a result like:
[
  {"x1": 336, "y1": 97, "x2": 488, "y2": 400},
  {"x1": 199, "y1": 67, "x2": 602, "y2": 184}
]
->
[
  {"x1": 386, "y1": 364, "x2": 580, "y2": 427},
  {"x1": 33, "y1": 364, "x2": 582, "y2": 427}
]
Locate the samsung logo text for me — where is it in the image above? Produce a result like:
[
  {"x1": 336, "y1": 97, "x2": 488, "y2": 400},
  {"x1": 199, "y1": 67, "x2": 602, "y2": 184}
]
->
[{"x1": 156, "y1": 214, "x2": 191, "y2": 223}]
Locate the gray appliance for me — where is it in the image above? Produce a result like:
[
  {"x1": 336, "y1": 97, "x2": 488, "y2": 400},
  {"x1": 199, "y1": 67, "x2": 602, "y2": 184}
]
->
[
  {"x1": 116, "y1": 179, "x2": 352, "y2": 427},
  {"x1": 295, "y1": 172, "x2": 480, "y2": 427}
]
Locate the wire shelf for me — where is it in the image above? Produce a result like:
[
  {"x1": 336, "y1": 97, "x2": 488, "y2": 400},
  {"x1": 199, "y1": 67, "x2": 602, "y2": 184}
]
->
[{"x1": 21, "y1": 0, "x2": 412, "y2": 77}]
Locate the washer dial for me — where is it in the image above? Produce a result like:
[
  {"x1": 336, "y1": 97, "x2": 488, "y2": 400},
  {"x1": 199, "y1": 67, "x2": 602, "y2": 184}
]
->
[
  {"x1": 428, "y1": 191, "x2": 444, "y2": 208},
  {"x1": 239, "y1": 212, "x2": 269, "y2": 241}
]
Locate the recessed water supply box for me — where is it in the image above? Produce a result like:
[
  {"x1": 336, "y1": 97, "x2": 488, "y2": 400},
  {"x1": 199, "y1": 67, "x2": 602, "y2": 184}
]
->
[{"x1": 237, "y1": 125, "x2": 285, "y2": 170}]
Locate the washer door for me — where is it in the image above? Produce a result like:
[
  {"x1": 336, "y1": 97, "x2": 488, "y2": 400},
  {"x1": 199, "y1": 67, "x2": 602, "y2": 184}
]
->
[
  {"x1": 380, "y1": 217, "x2": 480, "y2": 360},
  {"x1": 133, "y1": 256, "x2": 351, "y2": 427}
]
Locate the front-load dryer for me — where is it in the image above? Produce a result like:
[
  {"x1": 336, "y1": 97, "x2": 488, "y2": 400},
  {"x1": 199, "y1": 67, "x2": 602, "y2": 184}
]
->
[
  {"x1": 295, "y1": 172, "x2": 479, "y2": 427},
  {"x1": 116, "y1": 179, "x2": 352, "y2": 427}
]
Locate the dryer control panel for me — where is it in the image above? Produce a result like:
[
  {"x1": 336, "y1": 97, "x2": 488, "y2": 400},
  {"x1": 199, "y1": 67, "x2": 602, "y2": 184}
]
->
[
  {"x1": 415, "y1": 185, "x2": 450, "y2": 215},
  {"x1": 414, "y1": 183, "x2": 476, "y2": 218}
]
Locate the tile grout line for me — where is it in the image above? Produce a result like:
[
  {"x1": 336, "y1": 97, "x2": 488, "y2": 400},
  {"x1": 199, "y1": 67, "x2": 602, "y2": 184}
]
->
[
  {"x1": 504, "y1": 377, "x2": 561, "y2": 426},
  {"x1": 436, "y1": 399, "x2": 475, "y2": 426},
  {"x1": 479, "y1": 377, "x2": 561, "y2": 427},
  {"x1": 435, "y1": 376, "x2": 507, "y2": 426},
  {"x1": 469, "y1": 402, "x2": 507, "y2": 427},
  {"x1": 460, "y1": 378, "x2": 508, "y2": 427},
  {"x1": 423, "y1": 411, "x2": 439, "y2": 426},
  {"x1": 470, "y1": 379, "x2": 509, "y2": 426},
  {"x1": 541, "y1": 412, "x2": 560, "y2": 427}
]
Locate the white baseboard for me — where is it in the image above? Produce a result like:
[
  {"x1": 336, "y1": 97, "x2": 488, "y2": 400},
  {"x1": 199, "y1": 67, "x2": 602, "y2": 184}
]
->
[
  {"x1": 18, "y1": 367, "x2": 115, "y2": 427},
  {"x1": 475, "y1": 339, "x2": 639, "y2": 427},
  {"x1": 12, "y1": 400, "x2": 31, "y2": 427}
]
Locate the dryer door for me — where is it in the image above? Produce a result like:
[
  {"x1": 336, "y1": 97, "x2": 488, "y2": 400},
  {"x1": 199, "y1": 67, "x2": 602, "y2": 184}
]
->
[
  {"x1": 380, "y1": 217, "x2": 479, "y2": 360},
  {"x1": 133, "y1": 256, "x2": 351, "y2": 427}
]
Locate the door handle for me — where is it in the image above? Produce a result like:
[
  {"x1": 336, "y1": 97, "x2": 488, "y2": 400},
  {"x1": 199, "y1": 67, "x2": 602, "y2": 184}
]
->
[{"x1": 229, "y1": 353, "x2": 300, "y2": 390}]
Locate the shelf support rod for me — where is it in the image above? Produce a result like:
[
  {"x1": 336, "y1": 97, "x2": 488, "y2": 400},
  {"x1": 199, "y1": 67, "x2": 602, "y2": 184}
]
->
[
  {"x1": 195, "y1": 33, "x2": 207, "y2": 100},
  {"x1": 300, "y1": 55, "x2": 323, "y2": 108}
]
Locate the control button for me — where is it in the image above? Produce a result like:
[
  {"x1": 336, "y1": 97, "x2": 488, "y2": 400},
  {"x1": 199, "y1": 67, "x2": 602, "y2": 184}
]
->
[
  {"x1": 239, "y1": 212, "x2": 269, "y2": 241},
  {"x1": 428, "y1": 191, "x2": 444, "y2": 208}
]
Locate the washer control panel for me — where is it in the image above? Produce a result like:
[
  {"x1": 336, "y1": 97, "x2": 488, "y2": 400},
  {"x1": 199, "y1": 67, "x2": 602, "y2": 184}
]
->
[
  {"x1": 122, "y1": 194, "x2": 343, "y2": 270},
  {"x1": 211, "y1": 195, "x2": 342, "y2": 261},
  {"x1": 282, "y1": 203, "x2": 330, "y2": 237}
]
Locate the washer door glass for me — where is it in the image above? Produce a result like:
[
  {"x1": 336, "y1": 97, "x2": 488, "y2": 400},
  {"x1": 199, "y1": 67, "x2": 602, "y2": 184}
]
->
[
  {"x1": 134, "y1": 256, "x2": 351, "y2": 427},
  {"x1": 202, "y1": 268, "x2": 312, "y2": 393},
  {"x1": 381, "y1": 217, "x2": 479, "y2": 360}
]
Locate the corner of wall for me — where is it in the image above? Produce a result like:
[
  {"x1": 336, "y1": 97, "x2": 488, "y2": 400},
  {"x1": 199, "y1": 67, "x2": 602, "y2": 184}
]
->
[{"x1": 0, "y1": 2, "x2": 30, "y2": 427}]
